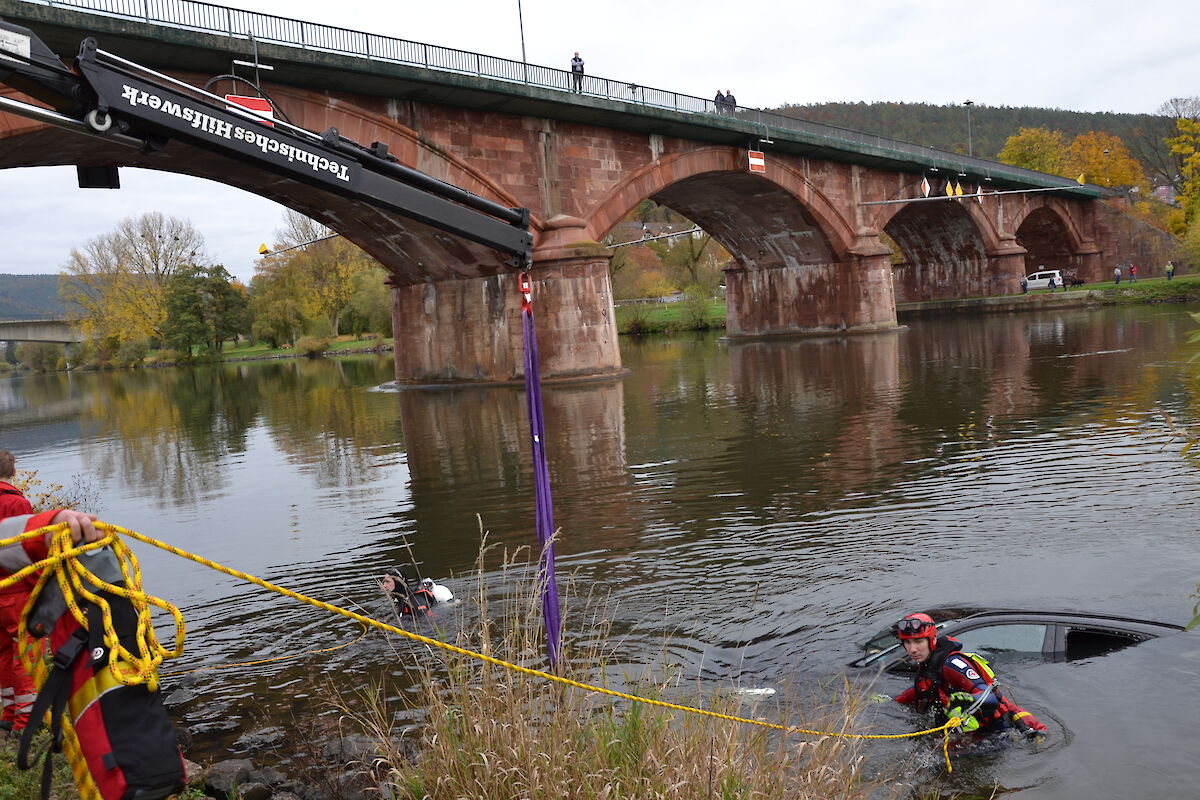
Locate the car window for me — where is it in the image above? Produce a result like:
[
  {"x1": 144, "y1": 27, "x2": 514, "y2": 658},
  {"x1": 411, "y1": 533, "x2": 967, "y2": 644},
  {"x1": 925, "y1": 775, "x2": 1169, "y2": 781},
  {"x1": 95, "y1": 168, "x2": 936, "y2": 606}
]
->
[
  {"x1": 952, "y1": 624, "x2": 1047, "y2": 658},
  {"x1": 1063, "y1": 627, "x2": 1146, "y2": 661}
]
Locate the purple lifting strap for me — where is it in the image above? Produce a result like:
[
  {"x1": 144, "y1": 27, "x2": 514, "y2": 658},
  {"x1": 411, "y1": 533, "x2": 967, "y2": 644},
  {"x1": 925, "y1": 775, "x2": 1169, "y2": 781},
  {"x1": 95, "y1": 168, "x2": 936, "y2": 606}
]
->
[{"x1": 520, "y1": 273, "x2": 563, "y2": 669}]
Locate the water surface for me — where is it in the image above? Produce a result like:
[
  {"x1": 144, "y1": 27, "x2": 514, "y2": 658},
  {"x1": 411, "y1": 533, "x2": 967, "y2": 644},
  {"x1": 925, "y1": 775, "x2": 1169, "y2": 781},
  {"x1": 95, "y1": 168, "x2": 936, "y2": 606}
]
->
[{"x1": 2, "y1": 303, "x2": 1198, "y2": 795}]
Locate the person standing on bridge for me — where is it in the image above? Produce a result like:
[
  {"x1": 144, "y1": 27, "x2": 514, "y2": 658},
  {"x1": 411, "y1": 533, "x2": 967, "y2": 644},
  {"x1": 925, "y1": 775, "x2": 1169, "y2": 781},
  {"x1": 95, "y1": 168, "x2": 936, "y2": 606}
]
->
[
  {"x1": 0, "y1": 450, "x2": 36, "y2": 735},
  {"x1": 570, "y1": 52, "x2": 585, "y2": 93},
  {"x1": 714, "y1": 89, "x2": 727, "y2": 114},
  {"x1": 725, "y1": 90, "x2": 738, "y2": 115}
]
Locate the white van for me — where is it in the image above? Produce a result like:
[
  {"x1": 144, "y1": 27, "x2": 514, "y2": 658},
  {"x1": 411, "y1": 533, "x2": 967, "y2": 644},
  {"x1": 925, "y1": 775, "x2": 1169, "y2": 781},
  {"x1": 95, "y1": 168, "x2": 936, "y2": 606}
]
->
[{"x1": 1025, "y1": 269, "x2": 1063, "y2": 290}]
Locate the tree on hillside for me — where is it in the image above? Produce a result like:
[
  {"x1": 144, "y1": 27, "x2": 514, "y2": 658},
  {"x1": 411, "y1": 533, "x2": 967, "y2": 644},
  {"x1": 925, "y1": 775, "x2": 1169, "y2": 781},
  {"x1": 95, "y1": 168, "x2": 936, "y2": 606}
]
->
[
  {"x1": 60, "y1": 212, "x2": 207, "y2": 346},
  {"x1": 163, "y1": 264, "x2": 249, "y2": 356},
  {"x1": 998, "y1": 127, "x2": 1067, "y2": 175},
  {"x1": 1126, "y1": 97, "x2": 1200, "y2": 191},
  {"x1": 1064, "y1": 131, "x2": 1144, "y2": 187}
]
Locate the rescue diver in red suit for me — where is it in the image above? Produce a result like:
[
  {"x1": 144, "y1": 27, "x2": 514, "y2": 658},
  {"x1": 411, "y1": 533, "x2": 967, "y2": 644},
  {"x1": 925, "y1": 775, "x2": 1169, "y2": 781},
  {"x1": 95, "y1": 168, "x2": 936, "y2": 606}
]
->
[
  {"x1": 0, "y1": 452, "x2": 38, "y2": 733},
  {"x1": 0, "y1": 509, "x2": 101, "y2": 733},
  {"x1": 892, "y1": 612, "x2": 1046, "y2": 737}
]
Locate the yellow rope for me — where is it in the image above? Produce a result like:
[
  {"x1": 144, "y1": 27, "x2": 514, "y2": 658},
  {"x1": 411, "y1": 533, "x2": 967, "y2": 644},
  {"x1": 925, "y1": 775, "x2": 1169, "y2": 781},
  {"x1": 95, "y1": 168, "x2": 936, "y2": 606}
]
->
[{"x1": 1, "y1": 521, "x2": 965, "y2": 772}]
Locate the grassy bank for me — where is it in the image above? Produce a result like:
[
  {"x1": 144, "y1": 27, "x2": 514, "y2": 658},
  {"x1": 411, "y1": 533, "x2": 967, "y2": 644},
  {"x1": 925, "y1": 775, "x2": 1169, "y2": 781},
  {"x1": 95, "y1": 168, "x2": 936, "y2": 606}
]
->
[
  {"x1": 338, "y1": 546, "x2": 904, "y2": 800},
  {"x1": 215, "y1": 335, "x2": 393, "y2": 361},
  {"x1": 1083, "y1": 273, "x2": 1200, "y2": 304},
  {"x1": 612, "y1": 275, "x2": 1200, "y2": 336},
  {"x1": 614, "y1": 299, "x2": 726, "y2": 334}
]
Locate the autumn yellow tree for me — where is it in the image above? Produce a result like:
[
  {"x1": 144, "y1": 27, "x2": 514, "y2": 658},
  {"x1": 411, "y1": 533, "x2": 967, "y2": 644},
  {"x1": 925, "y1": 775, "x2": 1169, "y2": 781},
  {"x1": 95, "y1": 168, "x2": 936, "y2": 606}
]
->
[
  {"x1": 269, "y1": 211, "x2": 378, "y2": 335},
  {"x1": 1168, "y1": 117, "x2": 1200, "y2": 223},
  {"x1": 59, "y1": 212, "x2": 207, "y2": 346},
  {"x1": 998, "y1": 127, "x2": 1067, "y2": 175},
  {"x1": 1064, "y1": 131, "x2": 1144, "y2": 187}
]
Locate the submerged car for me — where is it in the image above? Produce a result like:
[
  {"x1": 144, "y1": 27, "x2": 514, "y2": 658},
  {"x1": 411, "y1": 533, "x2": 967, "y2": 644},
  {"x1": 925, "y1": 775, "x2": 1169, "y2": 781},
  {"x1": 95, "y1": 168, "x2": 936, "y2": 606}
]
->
[{"x1": 849, "y1": 608, "x2": 1184, "y2": 673}]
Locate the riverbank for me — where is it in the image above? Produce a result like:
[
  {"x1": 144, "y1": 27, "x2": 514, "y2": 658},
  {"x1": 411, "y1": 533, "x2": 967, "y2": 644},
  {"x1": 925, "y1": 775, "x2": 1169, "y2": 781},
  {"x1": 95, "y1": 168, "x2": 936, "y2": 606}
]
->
[{"x1": 614, "y1": 274, "x2": 1200, "y2": 334}]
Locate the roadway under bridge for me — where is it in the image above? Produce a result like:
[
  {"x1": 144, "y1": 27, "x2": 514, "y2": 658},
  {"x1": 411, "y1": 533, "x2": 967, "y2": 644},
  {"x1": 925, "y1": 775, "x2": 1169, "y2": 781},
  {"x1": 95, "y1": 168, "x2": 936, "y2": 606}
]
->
[{"x1": 0, "y1": 0, "x2": 1178, "y2": 382}]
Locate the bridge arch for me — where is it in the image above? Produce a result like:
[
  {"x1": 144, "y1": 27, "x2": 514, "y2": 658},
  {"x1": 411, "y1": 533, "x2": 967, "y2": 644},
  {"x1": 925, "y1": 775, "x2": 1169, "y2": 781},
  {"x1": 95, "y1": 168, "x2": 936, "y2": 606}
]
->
[
  {"x1": 884, "y1": 196, "x2": 994, "y2": 302},
  {"x1": 586, "y1": 148, "x2": 856, "y2": 263},
  {"x1": 869, "y1": 178, "x2": 1003, "y2": 254},
  {"x1": 1010, "y1": 199, "x2": 1086, "y2": 275}
]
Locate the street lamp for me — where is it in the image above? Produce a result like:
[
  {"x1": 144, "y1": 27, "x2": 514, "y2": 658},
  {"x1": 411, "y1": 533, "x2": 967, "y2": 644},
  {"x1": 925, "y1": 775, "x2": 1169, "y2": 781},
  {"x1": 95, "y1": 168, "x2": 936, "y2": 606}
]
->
[
  {"x1": 516, "y1": 0, "x2": 528, "y2": 83},
  {"x1": 1103, "y1": 148, "x2": 1111, "y2": 186},
  {"x1": 963, "y1": 100, "x2": 974, "y2": 158}
]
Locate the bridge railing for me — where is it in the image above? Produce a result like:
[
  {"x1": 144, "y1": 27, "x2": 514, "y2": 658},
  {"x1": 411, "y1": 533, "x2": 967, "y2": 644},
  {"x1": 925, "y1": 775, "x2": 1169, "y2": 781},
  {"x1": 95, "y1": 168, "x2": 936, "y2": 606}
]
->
[{"x1": 27, "y1": 0, "x2": 1090, "y2": 191}]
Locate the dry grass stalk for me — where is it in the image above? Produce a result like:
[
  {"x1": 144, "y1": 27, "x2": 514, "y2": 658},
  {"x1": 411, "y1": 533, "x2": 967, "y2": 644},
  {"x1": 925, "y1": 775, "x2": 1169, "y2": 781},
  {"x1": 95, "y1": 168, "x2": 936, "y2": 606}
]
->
[{"x1": 332, "y1": 536, "x2": 904, "y2": 800}]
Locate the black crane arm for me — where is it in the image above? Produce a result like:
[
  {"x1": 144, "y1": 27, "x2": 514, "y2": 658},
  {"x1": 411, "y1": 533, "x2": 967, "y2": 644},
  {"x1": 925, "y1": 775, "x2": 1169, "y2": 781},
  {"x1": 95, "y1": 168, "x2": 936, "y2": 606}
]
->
[{"x1": 0, "y1": 19, "x2": 532, "y2": 263}]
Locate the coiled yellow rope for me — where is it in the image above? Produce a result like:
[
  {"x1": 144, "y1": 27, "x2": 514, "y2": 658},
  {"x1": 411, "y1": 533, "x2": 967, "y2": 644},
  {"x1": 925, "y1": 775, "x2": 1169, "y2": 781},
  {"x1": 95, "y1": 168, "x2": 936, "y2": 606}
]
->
[{"x1": 0, "y1": 521, "x2": 965, "y2": 772}]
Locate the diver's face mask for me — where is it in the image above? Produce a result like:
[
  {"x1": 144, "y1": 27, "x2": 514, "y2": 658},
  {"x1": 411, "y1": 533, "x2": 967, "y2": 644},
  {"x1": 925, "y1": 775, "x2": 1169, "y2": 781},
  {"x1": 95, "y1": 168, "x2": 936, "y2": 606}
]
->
[{"x1": 895, "y1": 618, "x2": 932, "y2": 638}]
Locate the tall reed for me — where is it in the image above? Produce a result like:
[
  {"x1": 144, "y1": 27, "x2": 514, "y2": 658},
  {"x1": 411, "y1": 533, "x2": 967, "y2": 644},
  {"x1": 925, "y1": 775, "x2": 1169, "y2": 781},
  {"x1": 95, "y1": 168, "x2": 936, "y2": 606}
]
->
[{"x1": 340, "y1": 541, "x2": 899, "y2": 800}]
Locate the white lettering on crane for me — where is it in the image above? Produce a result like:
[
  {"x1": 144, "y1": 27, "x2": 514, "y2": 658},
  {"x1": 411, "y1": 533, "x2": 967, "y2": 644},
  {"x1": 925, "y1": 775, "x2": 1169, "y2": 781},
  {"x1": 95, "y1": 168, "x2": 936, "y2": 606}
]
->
[{"x1": 116, "y1": 83, "x2": 352, "y2": 183}]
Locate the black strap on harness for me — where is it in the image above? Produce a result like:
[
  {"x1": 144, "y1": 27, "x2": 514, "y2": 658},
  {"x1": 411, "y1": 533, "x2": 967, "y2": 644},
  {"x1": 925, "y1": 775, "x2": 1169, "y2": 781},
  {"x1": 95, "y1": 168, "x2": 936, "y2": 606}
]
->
[{"x1": 17, "y1": 603, "x2": 103, "y2": 800}]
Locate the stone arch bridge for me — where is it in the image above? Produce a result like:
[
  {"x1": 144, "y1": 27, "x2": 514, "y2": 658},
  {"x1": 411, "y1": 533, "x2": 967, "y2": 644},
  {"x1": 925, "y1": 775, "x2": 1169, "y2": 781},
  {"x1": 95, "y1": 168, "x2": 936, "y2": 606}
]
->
[{"x1": 0, "y1": 2, "x2": 1176, "y2": 382}]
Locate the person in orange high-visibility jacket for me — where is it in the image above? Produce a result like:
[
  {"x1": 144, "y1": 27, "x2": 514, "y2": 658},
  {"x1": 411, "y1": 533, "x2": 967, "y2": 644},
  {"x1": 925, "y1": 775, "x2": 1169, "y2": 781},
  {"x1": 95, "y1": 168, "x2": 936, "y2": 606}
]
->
[
  {"x1": 0, "y1": 507, "x2": 101, "y2": 733},
  {"x1": 0, "y1": 451, "x2": 38, "y2": 733}
]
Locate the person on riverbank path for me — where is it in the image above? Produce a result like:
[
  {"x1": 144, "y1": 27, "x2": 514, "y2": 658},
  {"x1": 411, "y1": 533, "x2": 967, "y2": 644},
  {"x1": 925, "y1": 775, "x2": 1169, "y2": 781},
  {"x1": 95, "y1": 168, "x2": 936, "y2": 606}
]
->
[
  {"x1": 570, "y1": 52, "x2": 585, "y2": 93},
  {"x1": 0, "y1": 450, "x2": 37, "y2": 734},
  {"x1": 1129, "y1": 263, "x2": 1138, "y2": 282},
  {"x1": 890, "y1": 612, "x2": 1046, "y2": 740},
  {"x1": 1166, "y1": 260, "x2": 1174, "y2": 281},
  {"x1": 1114, "y1": 265, "x2": 1122, "y2": 285}
]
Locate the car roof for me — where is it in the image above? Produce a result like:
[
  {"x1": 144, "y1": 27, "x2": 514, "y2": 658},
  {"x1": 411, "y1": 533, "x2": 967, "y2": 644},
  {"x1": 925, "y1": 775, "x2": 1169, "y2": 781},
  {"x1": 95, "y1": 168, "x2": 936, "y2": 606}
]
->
[
  {"x1": 848, "y1": 607, "x2": 1184, "y2": 669},
  {"x1": 943, "y1": 608, "x2": 1184, "y2": 635}
]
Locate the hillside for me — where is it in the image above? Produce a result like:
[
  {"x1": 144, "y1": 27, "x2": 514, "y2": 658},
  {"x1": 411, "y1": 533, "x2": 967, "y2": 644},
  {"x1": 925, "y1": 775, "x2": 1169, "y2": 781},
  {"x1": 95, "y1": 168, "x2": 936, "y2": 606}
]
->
[
  {"x1": 775, "y1": 102, "x2": 1178, "y2": 184},
  {"x1": 0, "y1": 274, "x2": 65, "y2": 320}
]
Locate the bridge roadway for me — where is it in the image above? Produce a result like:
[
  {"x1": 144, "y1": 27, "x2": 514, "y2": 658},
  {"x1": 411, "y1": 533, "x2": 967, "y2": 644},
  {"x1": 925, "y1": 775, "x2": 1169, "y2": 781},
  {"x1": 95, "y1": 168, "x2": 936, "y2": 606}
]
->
[{"x1": 0, "y1": 0, "x2": 1177, "y2": 383}]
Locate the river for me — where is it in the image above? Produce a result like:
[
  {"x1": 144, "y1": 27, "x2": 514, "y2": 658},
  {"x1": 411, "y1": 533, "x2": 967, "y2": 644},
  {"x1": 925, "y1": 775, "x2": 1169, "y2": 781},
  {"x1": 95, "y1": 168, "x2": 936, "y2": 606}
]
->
[{"x1": 2, "y1": 303, "x2": 1198, "y2": 797}]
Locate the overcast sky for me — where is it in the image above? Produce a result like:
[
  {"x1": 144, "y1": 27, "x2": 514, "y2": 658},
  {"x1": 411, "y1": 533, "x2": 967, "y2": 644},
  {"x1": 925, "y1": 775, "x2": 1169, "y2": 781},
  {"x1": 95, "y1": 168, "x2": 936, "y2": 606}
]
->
[{"x1": 2, "y1": 0, "x2": 1197, "y2": 282}]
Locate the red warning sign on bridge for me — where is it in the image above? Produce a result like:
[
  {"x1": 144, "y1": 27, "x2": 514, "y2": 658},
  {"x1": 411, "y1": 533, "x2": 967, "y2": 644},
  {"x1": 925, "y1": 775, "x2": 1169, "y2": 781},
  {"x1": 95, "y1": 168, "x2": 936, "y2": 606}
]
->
[
  {"x1": 747, "y1": 150, "x2": 766, "y2": 173},
  {"x1": 225, "y1": 94, "x2": 274, "y2": 127}
]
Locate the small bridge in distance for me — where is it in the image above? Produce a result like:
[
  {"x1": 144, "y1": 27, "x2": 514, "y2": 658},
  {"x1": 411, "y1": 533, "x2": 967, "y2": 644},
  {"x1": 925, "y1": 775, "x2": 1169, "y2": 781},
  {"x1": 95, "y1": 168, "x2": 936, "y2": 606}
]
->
[{"x1": 0, "y1": 319, "x2": 83, "y2": 344}]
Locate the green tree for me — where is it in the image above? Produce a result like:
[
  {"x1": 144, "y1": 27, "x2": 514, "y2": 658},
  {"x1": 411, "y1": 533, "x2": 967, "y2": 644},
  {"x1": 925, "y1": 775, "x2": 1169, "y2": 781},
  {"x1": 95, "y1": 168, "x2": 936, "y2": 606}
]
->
[
  {"x1": 14, "y1": 342, "x2": 63, "y2": 372},
  {"x1": 997, "y1": 127, "x2": 1067, "y2": 174},
  {"x1": 345, "y1": 267, "x2": 393, "y2": 337},
  {"x1": 59, "y1": 212, "x2": 207, "y2": 346},
  {"x1": 163, "y1": 264, "x2": 248, "y2": 356},
  {"x1": 650, "y1": 231, "x2": 727, "y2": 294},
  {"x1": 249, "y1": 266, "x2": 308, "y2": 348}
]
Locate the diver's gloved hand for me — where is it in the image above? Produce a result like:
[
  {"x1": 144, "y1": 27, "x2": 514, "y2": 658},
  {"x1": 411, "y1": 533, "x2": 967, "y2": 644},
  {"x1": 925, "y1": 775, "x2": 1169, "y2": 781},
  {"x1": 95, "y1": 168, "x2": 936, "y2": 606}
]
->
[
  {"x1": 946, "y1": 706, "x2": 980, "y2": 732},
  {"x1": 868, "y1": 693, "x2": 891, "y2": 703},
  {"x1": 945, "y1": 694, "x2": 980, "y2": 732}
]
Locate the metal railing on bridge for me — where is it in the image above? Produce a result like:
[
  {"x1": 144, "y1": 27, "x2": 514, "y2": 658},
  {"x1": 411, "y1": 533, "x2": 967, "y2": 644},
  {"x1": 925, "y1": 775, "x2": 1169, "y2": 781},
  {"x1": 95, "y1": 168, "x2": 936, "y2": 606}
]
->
[{"x1": 20, "y1": 0, "x2": 1093, "y2": 192}]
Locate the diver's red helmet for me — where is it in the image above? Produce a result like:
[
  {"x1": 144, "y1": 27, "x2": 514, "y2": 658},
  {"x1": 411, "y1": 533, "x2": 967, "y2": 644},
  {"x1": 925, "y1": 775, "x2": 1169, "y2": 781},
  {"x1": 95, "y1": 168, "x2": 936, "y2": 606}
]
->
[{"x1": 896, "y1": 612, "x2": 937, "y2": 646}]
